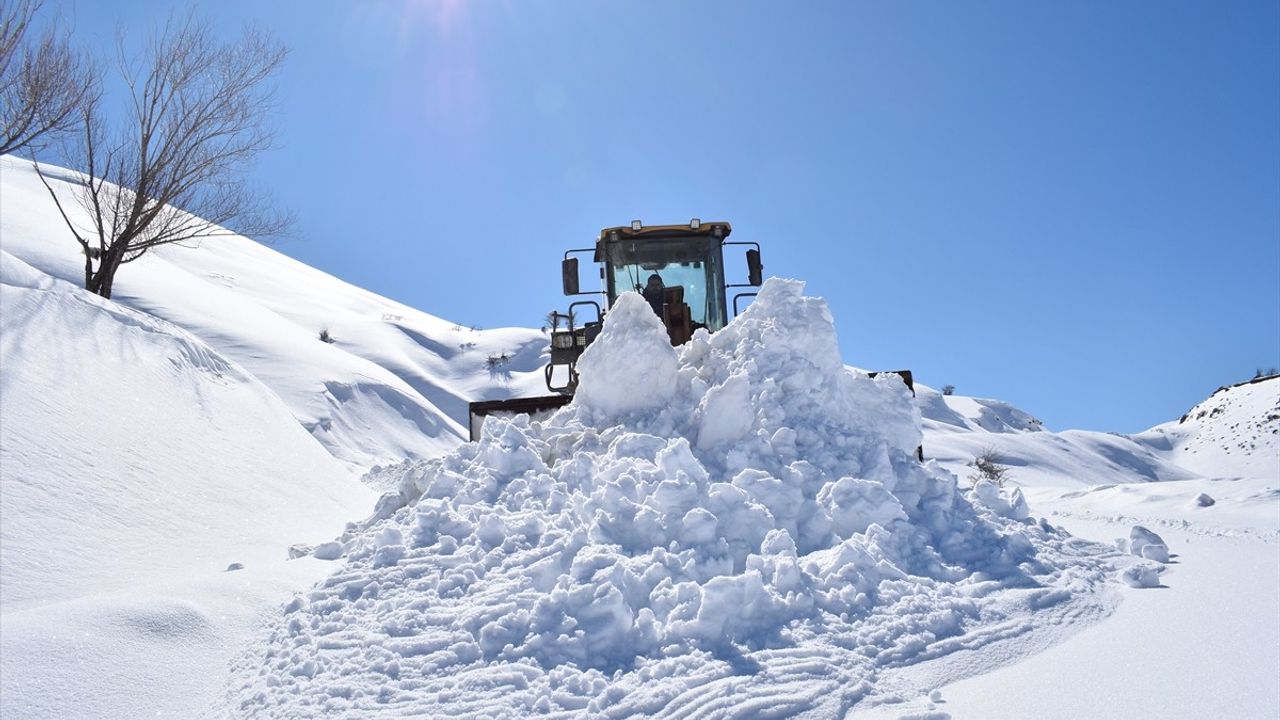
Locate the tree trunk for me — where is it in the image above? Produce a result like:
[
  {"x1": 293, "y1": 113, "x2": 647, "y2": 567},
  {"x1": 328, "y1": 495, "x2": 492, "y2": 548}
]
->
[{"x1": 87, "y1": 247, "x2": 125, "y2": 299}]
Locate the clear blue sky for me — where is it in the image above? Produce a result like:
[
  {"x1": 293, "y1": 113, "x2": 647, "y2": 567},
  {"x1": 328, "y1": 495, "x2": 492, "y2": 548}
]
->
[{"x1": 50, "y1": 0, "x2": 1280, "y2": 433}]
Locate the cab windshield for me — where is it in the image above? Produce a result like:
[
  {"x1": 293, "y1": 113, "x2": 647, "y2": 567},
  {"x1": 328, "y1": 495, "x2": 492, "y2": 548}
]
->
[{"x1": 604, "y1": 235, "x2": 727, "y2": 331}]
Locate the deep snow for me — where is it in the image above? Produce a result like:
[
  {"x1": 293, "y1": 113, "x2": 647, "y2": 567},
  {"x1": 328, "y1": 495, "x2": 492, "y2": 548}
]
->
[{"x1": 1, "y1": 155, "x2": 1276, "y2": 719}]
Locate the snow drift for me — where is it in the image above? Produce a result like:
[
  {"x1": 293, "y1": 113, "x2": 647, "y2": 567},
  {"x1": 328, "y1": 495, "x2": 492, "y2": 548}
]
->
[
  {"x1": 0, "y1": 251, "x2": 374, "y2": 719},
  {"x1": 230, "y1": 281, "x2": 1115, "y2": 717}
]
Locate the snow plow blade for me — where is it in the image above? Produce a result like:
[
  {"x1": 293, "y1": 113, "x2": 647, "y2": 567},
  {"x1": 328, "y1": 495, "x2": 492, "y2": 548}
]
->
[{"x1": 468, "y1": 395, "x2": 574, "y2": 442}]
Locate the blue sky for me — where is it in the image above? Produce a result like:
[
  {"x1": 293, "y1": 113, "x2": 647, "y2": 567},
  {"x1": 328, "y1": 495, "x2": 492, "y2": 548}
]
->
[{"x1": 50, "y1": 0, "x2": 1280, "y2": 432}]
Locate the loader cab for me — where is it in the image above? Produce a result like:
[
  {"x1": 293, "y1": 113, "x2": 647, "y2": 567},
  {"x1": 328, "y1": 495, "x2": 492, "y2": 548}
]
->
[
  {"x1": 599, "y1": 221, "x2": 733, "y2": 341},
  {"x1": 552, "y1": 219, "x2": 763, "y2": 392}
]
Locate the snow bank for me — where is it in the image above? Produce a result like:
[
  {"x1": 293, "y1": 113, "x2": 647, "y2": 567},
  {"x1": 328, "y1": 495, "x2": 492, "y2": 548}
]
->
[{"x1": 230, "y1": 280, "x2": 1115, "y2": 717}]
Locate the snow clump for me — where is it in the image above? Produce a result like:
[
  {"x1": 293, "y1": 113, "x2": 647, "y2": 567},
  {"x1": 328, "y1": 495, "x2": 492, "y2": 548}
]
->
[
  {"x1": 1125, "y1": 526, "x2": 1171, "y2": 563},
  {"x1": 1120, "y1": 562, "x2": 1165, "y2": 588},
  {"x1": 230, "y1": 279, "x2": 1113, "y2": 717}
]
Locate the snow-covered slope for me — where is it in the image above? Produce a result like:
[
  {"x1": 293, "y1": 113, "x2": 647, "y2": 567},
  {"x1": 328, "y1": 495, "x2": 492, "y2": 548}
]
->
[
  {"x1": 916, "y1": 383, "x2": 1198, "y2": 488},
  {"x1": 896, "y1": 377, "x2": 1280, "y2": 720},
  {"x1": 1134, "y1": 375, "x2": 1280, "y2": 479},
  {"x1": 0, "y1": 155, "x2": 548, "y2": 473},
  {"x1": 0, "y1": 252, "x2": 375, "y2": 718}
]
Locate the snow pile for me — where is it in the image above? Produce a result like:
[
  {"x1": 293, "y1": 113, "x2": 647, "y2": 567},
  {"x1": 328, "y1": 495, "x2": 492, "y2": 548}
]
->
[{"x1": 230, "y1": 280, "x2": 1114, "y2": 717}]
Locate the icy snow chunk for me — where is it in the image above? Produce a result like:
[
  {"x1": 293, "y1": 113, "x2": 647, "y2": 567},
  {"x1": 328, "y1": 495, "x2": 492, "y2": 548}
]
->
[
  {"x1": 1127, "y1": 526, "x2": 1169, "y2": 563},
  {"x1": 574, "y1": 292, "x2": 677, "y2": 419},
  {"x1": 1139, "y1": 543, "x2": 1170, "y2": 563},
  {"x1": 312, "y1": 541, "x2": 345, "y2": 560},
  {"x1": 1120, "y1": 562, "x2": 1165, "y2": 588},
  {"x1": 820, "y1": 477, "x2": 907, "y2": 537},
  {"x1": 969, "y1": 480, "x2": 1030, "y2": 520},
  {"x1": 1009, "y1": 487, "x2": 1031, "y2": 520},
  {"x1": 680, "y1": 508, "x2": 719, "y2": 544},
  {"x1": 696, "y1": 370, "x2": 754, "y2": 449}
]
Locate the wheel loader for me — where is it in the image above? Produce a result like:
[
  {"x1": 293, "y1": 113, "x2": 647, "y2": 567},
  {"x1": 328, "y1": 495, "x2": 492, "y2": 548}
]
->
[{"x1": 467, "y1": 219, "x2": 917, "y2": 455}]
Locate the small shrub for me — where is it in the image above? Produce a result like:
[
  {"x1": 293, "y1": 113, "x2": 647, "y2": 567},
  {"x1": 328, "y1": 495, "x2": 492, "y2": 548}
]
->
[
  {"x1": 485, "y1": 353, "x2": 511, "y2": 370},
  {"x1": 968, "y1": 447, "x2": 1011, "y2": 487},
  {"x1": 941, "y1": 384, "x2": 956, "y2": 396},
  {"x1": 319, "y1": 328, "x2": 335, "y2": 344},
  {"x1": 1254, "y1": 367, "x2": 1279, "y2": 379},
  {"x1": 458, "y1": 341, "x2": 476, "y2": 351}
]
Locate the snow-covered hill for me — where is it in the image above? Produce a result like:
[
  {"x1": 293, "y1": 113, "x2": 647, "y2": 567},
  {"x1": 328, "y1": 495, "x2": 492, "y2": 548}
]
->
[
  {"x1": 0, "y1": 251, "x2": 375, "y2": 718},
  {"x1": 1, "y1": 155, "x2": 548, "y2": 474},
  {"x1": 916, "y1": 383, "x2": 1198, "y2": 487},
  {"x1": 1, "y1": 155, "x2": 1276, "y2": 719},
  {"x1": 1134, "y1": 374, "x2": 1280, "y2": 479}
]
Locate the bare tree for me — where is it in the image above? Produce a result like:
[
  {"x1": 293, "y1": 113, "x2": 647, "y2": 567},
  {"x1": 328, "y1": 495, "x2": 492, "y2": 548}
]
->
[
  {"x1": 968, "y1": 446, "x2": 1011, "y2": 487},
  {"x1": 0, "y1": 0, "x2": 95, "y2": 155},
  {"x1": 35, "y1": 14, "x2": 290, "y2": 298}
]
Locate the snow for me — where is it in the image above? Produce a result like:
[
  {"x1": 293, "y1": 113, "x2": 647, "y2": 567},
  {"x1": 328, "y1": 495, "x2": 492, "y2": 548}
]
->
[
  {"x1": 0, "y1": 251, "x2": 375, "y2": 718},
  {"x1": 1119, "y1": 561, "x2": 1164, "y2": 588},
  {"x1": 0, "y1": 155, "x2": 548, "y2": 473},
  {"x1": 933, "y1": 503, "x2": 1279, "y2": 720},
  {"x1": 573, "y1": 292, "x2": 679, "y2": 418},
  {"x1": 1125, "y1": 526, "x2": 1170, "y2": 563},
  {"x1": 1135, "y1": 375, "x2": 1280, "y2": 479},
  {"x1": 1, "y1": 155, "x2": 1277, "y2": 719},
  {"x1": 226, "y1": 279, "x2": 1117, "y2": 717}
]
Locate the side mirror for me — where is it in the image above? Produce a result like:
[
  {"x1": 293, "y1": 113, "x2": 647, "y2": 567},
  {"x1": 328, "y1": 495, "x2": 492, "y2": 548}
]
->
[
  {"x1": 746, "y1": 249, "x2": 763, "y2": 286},
  {"x1": 562, "y1": 257, "x2": 579, "y2": 295}
]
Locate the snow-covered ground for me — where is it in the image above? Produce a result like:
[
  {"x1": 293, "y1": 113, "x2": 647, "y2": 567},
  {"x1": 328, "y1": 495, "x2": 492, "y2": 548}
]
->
[{"x1": 1, "y1": 155, "x2": 1276, "y2": 719}]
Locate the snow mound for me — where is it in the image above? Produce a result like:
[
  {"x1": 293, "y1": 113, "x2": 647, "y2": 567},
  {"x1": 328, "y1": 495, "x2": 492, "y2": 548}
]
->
[{"x1": 230, "y1": 280, "x2": 1116, "y2": 717}]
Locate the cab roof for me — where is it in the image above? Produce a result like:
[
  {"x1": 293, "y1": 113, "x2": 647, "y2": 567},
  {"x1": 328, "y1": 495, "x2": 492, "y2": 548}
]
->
[{"x1": 597, "y1": 220, "x2": 732, "y2": 243}]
